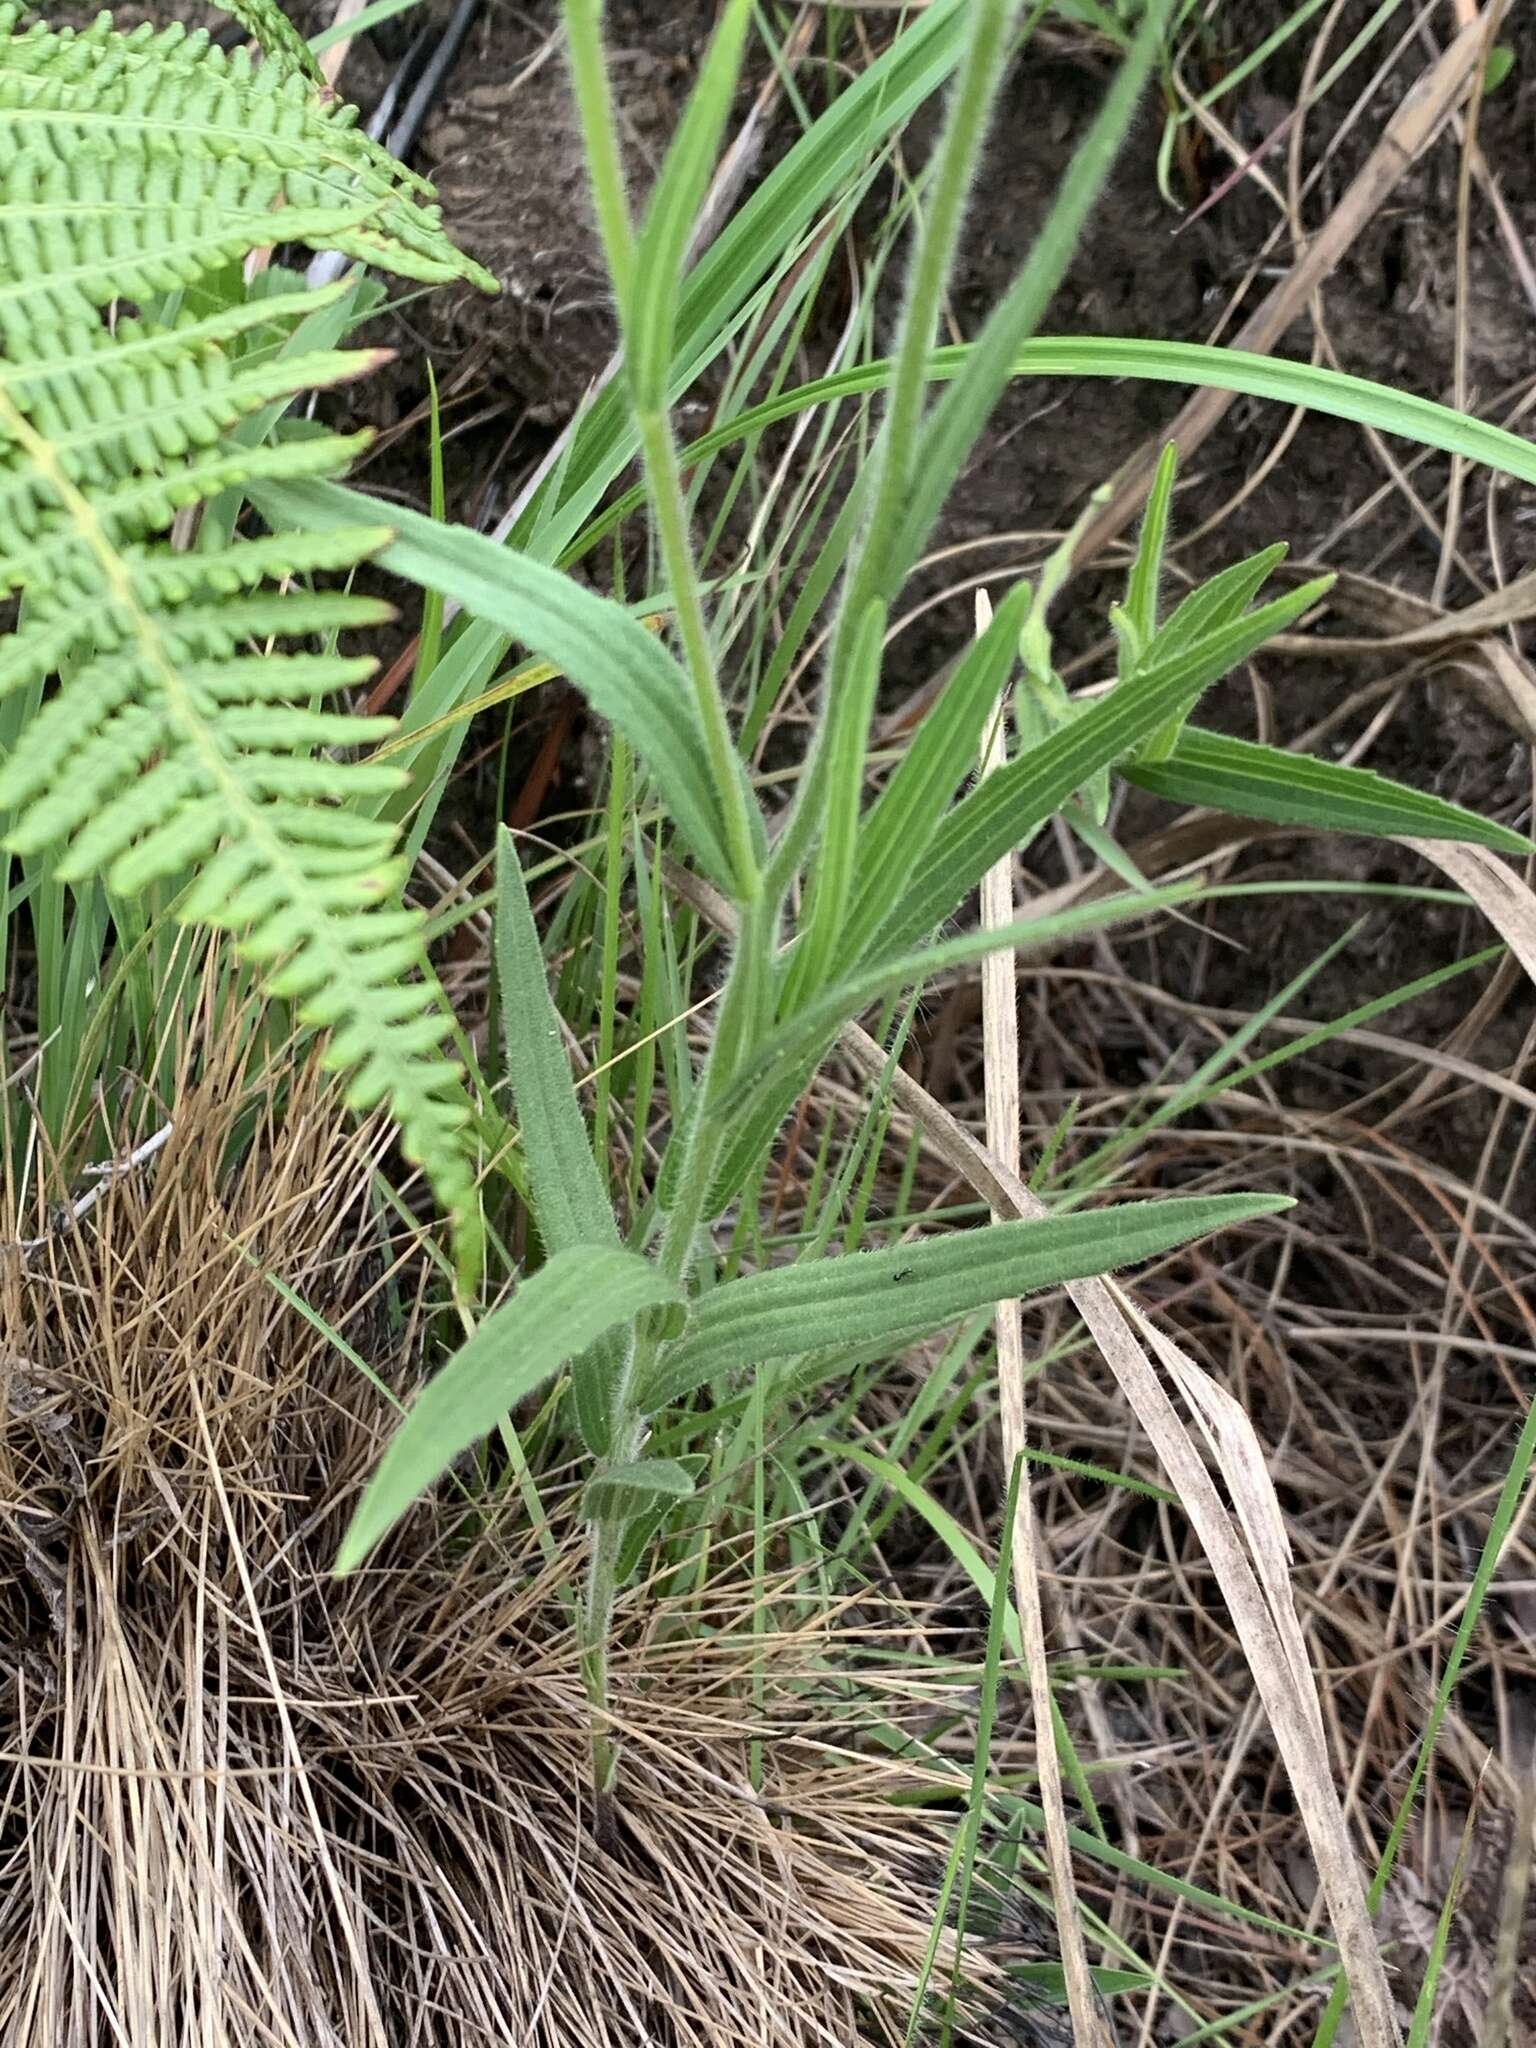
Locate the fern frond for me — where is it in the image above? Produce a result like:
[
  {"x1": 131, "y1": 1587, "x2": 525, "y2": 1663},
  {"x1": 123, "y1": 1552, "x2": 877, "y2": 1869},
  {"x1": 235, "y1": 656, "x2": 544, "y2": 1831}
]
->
[
  {"x1": 0, "y1": 13, "x2": 486, "y2": 310},
  {"x1": 0, "y1": 4, "x2": 499, "y2": 1248},
  {"x1": 210, "y1": 0, "x2": 324, "y2": 81}
]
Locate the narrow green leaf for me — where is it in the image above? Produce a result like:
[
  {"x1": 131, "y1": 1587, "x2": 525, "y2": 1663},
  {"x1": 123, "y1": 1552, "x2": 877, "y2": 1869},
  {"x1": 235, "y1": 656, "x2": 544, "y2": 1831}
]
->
[
  {"x1": 842, "y1": 581, "x2": 1030, "y2": 963},
  {"x1": 1143, "y1": 543, "x2": 1289, "y2": 671},
  {"x1": 905, "y1": 1447, "x2": 1026, "y2": 2041},
  {"x1": 784, "y1": 598, "x2": 888, "y2": 1006},
  {"x1": 642, "y1": 1194, "x2": 1289, "y2": 1409},
  {"x1": 1404, "y1": 1818, "x2": 1473, "y2": 2048},
  {"x1": 519, "y1": 0, "x2": 973, "y2": 558},
  {"x1": 614, "y1": 1453, "x2": 709, "y2": 1581},
  {"x1": 889, "y1": 0, "x2": 1172, "y2": 589},
  {"x1": 581, "y1": 335, "x2": 1536, "y2": 562},
  {"x1": 1125, "y1": 728, "x2": 1533, "y2": 854},
  {"x1": 495, "y1": 828, "x2": 626, "y2": 1455},
  {"x1": 246, "y1": 480, "x2": 745, "y2": 889},
  {"x1": 629, "y1": 0, "x2": 753, "y2": 402},
  {"x1": 1311, "y1": 1388, "x2": 1536, "y2": 2048},
  {"x1": 874, "y1": 577, "x2": 1333, "y2": 958},
  {"x1": 583, "y1": 1455, "x2": 698, "y2": 1523},
  {"x1": 495, "y1": 829, "x2": 617, "y2": 1254},
  {"x1": 336, "y1": 1246, "x2": 681, "y2": 1574},
  {"x1": 731, "y1": 886, "x2": 1205, "y2": 1133},
  {"x1": 1122, "y1": 440, "x2": 1178, "y2": 652}
]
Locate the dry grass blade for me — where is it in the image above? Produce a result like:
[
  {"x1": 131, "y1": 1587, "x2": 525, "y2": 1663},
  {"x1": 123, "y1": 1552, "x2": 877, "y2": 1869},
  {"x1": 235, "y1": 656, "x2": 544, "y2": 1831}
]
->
[
  {"x1": 1123, "y1": 1305, "x2": 1326, "y2": 1756},
  {"x1": 975, "y1": 591, "x2": 1107, "y2": 2048},
  {"x1": 1399, "y1": 838, "x2": 1536, "y2": 985},
  {"x1": 1268, "y1": 563, "x2": 1536, "y2": 747},
  {"x1": 0, "y1": 1006, "x2": 1025, "y2": 2048},
  {"x1": 856, "y1": 1046, "x2": 1403, "y2": 2048}
]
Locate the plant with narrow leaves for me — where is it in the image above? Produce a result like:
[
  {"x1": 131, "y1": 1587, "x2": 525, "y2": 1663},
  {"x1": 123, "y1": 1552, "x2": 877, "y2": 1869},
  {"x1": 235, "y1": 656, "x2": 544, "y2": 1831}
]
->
[
  {"x1": 0, "y1": 2, "x2": 495, "y2": 1247},
  {"x1": 337, "y1": 0, "x2": 1530, "y2": 1854}
]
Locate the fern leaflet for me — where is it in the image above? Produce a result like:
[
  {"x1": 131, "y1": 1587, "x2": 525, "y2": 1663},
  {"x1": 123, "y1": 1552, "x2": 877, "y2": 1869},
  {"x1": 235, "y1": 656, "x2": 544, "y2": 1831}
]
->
[{"x1": 0, "y1": 5, "x2": 497, "y2": 1244}]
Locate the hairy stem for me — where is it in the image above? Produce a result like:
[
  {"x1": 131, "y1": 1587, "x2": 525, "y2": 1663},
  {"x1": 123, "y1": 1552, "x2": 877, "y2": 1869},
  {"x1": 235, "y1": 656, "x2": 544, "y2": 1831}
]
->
[{"x1": 635, "y1": 405, "x2": 762, "y2": 902}]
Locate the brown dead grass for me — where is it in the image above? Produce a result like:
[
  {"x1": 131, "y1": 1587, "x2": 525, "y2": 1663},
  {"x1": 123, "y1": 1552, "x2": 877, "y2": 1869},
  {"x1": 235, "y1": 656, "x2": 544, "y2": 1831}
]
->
[
  {"x1": 815, "y1": 942, "x2": 1536, "y2": 2042},
  {"x1": 0, "y1": 1018, "x2": 1021, "y2": 2048}
]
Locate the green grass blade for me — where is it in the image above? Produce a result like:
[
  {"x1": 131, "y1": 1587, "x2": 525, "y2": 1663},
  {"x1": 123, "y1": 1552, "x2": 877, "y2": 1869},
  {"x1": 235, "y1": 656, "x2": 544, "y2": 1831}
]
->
[
  {"x1": 579, "y1": 338, "x2": 1536, "y2": 559},
  {"x1": 518, "y1": 0, "x2": 973, "y2": 558},
  {"x1": 1126, "y1": 729, "x2": 1533, "y2": 854},
  {"x1": 641, "y1": 1194, "x2": 1289, "y2": 1408},
  {"x1": 1311, "y1": 1389, "x2": 1536, "y2": 2047},
  {"x1": 336, "y1": 1245, "x2": 682, "y2": 1574},
  {"x1": 1404, "y1": 1817, "x2": 1473, "y2": 2048},
  {"x1": 907, "y1": 1447, "x2": 1023, "y2": 2044}
]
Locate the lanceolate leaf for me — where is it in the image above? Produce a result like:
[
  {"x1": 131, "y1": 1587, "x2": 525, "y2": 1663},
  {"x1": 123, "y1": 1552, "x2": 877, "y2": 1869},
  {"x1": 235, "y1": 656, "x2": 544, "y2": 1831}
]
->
[
  {"x1": 1144, "y1": 545, "x2": 1290, "y2": 668},
  {"x1": 640, "y1": 1194, "x2": 1290, "y2": 1410},
  {"x1": 1126, "y1": 729, "x2": 1533, "y2": 854},
  {"x1": 495, "y1": 829, "x2": 619, "y2": 1254},
  {"x1": 1121, "y1": 441, "x2": 1178, "y2": 654},
  {"x1": 336, "y1": 1246, "x2": 682, "y2": 1574},
  {"x1": 247, "y1": 480, "x2": 755, "y2": 890},
  {"x1": 495, "y1": 828, "x2": 627, "y2": 1454},
  {"x1": 628, "y1": 0, "x2": 753, "y2": 403},
  {"x1": 582, "y1": 1456, "x2": 698, "y2": 1523},
  {"x1": 842, "y1": 580, "x2": 1030, "y2": 964}
]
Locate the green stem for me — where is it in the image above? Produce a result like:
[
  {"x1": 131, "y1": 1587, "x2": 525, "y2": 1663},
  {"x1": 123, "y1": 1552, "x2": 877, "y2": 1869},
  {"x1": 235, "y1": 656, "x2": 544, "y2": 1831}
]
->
[
  {"x1": 761, "y1": 0, "x2": 1021, "y2": 909},
  {"x1": 578, "y1": 886, "x2": 769, "y2": 1803},
  {"x1": 847, "y1": 0, "x2": 1018, "y2": 616},
  {"x1": 561, "y1": 0, "x2": 637, "y2": 313},
  {"x1": 585, "y1": 898, "x2": 767, "y2": 1802},
  {"x1": 563, "y1": 1, "x2": 758, "y2": 906},
  {"x1": 582, "y1": 1504, "x2": 628, "y2": 1807},
  {"x1": 635, "y1": 405, "x2": 761, "y2": 901}
]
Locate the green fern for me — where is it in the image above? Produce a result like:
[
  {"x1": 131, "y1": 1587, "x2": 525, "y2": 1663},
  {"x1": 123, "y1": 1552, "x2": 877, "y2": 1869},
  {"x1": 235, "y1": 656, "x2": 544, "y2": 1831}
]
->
[
  {"x1": 0, "y1": 5, "x2": 496, "y2": 1246},
  {"x1": 213, "y1": 0, "x2": 325, "y2": 80}
]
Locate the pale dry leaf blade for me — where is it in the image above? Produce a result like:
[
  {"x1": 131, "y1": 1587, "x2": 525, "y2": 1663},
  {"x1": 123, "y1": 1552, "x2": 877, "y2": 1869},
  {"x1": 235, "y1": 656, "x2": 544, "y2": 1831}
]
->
[
  {"x1": 1399, "y1": 838, "x2": 1536, "y2": 986},
  {"x1": 976, "y1": 587, "x2": 1108, "y2": 2048},
  {"x1": 1124, "y1": 1296, "x2": 1327, "y2": 1757}
]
